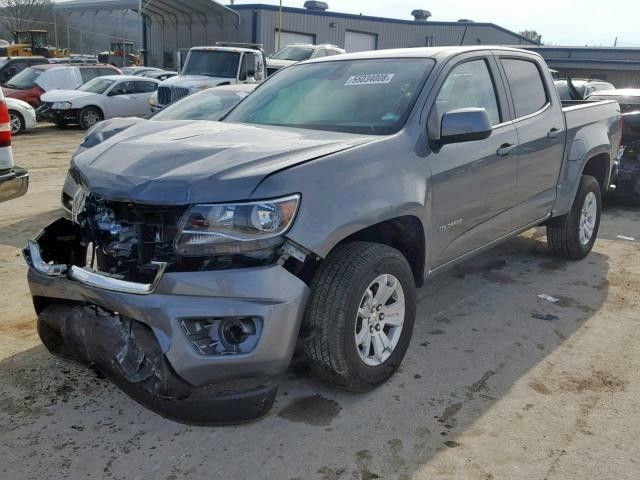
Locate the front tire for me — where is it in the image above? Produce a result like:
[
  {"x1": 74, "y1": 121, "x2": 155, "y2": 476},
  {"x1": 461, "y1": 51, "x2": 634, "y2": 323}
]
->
[
  {"x1": 78, "y1": 107, "x2": 103, "y2": 130},
  {"x1": 547, "y1": 175, "x2": 601, "y2": 260},
  {"x1": 9, "y1": 110, "x2": 25, "y2": 135},
  {"x1": 303, "y1": 242, "x2": 416, "y2": 392}
]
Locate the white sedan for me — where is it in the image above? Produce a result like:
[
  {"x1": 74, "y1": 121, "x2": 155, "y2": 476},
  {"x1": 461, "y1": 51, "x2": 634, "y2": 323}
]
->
[
  {"x1": 6, "y1": 98, "x2": 37, "y2": 135},
  {"x1": 39, "y1": 75, "x2": 160, "y2": 129}
]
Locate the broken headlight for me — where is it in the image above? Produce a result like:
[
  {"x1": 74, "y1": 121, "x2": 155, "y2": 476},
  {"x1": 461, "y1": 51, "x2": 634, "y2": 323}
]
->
[{"x1": 175, "y1": 194, "x2": 300, "y2": 256}]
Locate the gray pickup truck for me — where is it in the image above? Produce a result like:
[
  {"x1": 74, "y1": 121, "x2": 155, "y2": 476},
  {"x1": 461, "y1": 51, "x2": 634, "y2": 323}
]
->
[{"x1": 25, "y1": 46, "x2": 621, "y2": 424}]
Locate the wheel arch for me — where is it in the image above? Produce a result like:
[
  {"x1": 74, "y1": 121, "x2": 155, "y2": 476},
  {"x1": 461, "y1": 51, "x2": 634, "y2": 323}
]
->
[{"x1": 332, "y1": 215, "x2": 426, "y2": 287}]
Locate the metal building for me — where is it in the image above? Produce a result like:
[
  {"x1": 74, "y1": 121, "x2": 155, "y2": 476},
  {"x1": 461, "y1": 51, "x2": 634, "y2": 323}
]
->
[
  {"x1": 525, "y1": 46, "x2": 640, "y2": 88},
  {"x1": 54, "y1": 1, "x2": 537, "y2": 68},
  {"x1": 233, "y1": 3, "x2": 537, "y2": 55}
]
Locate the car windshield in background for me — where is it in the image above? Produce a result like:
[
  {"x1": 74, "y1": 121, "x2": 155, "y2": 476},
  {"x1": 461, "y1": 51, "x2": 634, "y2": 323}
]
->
[
  {"x1": 225, "y1": 58, "x2": 434, "y2": 135},
  {"x1": 153, "y1": 90, "x2": 250, "y2": 121},
  {"x1": 78, "y1": 77, "x2": 116, "y2": 94},
  {"x1": 4, "y1": 67, "x2": 41, "y2": 89},
  {"x1": 181, "y1": 50, "x2": 240, "y2": 78},
  {"x1": 270, "y1": 46, "x2": 314, "y2": 61}
]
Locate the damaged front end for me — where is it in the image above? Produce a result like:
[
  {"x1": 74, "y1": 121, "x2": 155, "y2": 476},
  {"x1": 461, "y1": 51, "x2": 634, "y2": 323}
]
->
[{"x1": 24, "y1": 192, "x2": 311, "y2": 424}]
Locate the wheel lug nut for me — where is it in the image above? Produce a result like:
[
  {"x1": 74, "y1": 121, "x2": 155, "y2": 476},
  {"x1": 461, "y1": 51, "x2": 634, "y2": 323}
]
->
[{"x1": 375, "y1": 324, "x2": 381, "y2": 331}]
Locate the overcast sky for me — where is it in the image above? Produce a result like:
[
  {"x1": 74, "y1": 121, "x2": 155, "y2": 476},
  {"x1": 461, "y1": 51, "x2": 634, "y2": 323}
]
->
[{"x1": 230, "y1": 0, "x2": 640, "y2": 47}]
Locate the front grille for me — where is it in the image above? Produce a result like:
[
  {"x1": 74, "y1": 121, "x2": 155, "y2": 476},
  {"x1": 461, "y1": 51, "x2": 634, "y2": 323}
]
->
[
  {"x1": 157, "y1": 86, "x2": 172, "y2": 106},
  {"x1": 75, "y1": 194, "x2": 186, "y2": 283},
  {"x1": 171, "y1": 87, "x2": 190, "y2": 103}
]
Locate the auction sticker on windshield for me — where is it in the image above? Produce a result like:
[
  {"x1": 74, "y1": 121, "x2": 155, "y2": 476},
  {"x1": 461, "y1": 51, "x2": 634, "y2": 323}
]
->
[{"x1": 345, "y1": 73, "x2": 395, "y2": 86}]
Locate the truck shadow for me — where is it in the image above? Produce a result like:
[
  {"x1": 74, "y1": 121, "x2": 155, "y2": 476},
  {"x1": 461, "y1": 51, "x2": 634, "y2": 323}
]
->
[
  {"x1": 0, "y1": 229, "x2": 610, "y2": 479},
  {"x1": 0, "y1": 209, "x2": 64, "y2": 249}
]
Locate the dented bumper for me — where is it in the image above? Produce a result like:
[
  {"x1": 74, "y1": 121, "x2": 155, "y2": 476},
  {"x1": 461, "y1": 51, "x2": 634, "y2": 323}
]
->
[{"x1": 25, "y1": 219, "x2": 310, "y2": 424}]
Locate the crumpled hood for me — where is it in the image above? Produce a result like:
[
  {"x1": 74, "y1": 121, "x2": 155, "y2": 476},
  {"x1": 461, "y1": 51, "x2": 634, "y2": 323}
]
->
[
  {"x1": 41, "y1": 89, "x2": 96, "y2": 103},
  {"x1": 159, "y1": 75, "x2": 234, "y2": 89},
  {"x1": 71, "y1": 120, "x2": 375, "y2": 205}
]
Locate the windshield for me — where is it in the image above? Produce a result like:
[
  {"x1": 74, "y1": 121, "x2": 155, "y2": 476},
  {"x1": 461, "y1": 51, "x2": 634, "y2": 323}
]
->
[
  {"x1": 78, "y1": 77, "x2": 116, "y2": 94},
  {"x1": 5, "y1": 67, "x2": 41, "y2": 89},
  {"x1": 225, "y1": 58, "x2": 434, "y2": 135},
  {"x1": 154, "y1": 89, "x2": 250, "y2": 121},
  {"x1": 181, "y1": 50, "x2": 240, "y2": 78},
  {"x1": 270, "y1": 46, "x2": 314, "y2": 61}
]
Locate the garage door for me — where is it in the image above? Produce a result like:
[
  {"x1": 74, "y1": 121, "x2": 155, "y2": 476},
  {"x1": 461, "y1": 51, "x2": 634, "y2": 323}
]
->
[
  {"x1": 275, "y1": 31, "x2": 315, "y2": 50},
  {"x1": 344, "y1": 31, "x2": 377, "y2": 53}
]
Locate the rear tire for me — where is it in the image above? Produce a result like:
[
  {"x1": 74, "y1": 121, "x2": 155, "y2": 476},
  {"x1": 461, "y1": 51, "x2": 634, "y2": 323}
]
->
[
  {"x1": 303, "y1": 242, "x2": 416, "y2": 392},
  {"x1": 547, "y1": 175, "x2": 601, "y2": 260},
  {"x1": 78, "y1": 107, "x2": 103, "y2": 130},
  {"x1": 8, "y1": 110, "x2": 25, "y2": 135}
]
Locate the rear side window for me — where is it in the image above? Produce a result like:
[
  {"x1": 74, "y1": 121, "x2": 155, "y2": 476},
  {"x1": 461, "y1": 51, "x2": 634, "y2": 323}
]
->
[
  {"x1": 501, "y1": 59, "x2": 548, "y2": 118},
  {"x1": 80, "y1": 68, "x2": 100, "y2": 83},
  {"x1": 100, "y1": 68, "x2": 118, "y2": 77},
  {"x1": 435, "y1": 59, "x2": 501, "y2": 125},
  {"x1": 134, "y1": 81, "x2": 158, "y2": 93}
]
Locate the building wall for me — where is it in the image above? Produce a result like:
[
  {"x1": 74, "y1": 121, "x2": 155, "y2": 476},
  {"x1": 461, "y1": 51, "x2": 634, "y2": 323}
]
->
[
  {"x1": 234, "y1": 6, "x2": 535, "y2": 55},
  {"x1": 526, "y1": 46, "x2": 640, "y2": 89}
]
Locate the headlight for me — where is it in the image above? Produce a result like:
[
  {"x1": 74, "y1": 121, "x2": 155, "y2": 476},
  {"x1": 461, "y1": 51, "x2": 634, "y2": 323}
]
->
[
  {"x1": 51, "y1": 101, "x2": 72, "y2": 110},
  {"x1": 149, "y1": 94, "x2": 158, "y2": 107},
  {"x1": 175, "y1": 194, "x2": 300, "y2": 256}
]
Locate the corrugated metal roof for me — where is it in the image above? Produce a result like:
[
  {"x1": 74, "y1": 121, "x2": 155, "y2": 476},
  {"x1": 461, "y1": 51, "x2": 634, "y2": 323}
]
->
[{"x1": 54, "y1": 0, "x2": 239, "y2": 27}]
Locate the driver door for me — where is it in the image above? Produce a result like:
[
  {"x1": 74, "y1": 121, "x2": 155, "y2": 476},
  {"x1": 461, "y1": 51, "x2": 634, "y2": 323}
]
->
[
  {"x1": 428, "y1": 56, "x2": 519, "y2": 268},
  {"x1": 105, "y1": 81, "x2": 140, "y2": 117}
]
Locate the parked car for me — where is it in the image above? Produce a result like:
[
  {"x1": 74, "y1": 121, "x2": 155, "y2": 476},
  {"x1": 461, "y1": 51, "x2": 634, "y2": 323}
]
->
[
  {"x1": 143, "y1": 70, "x2": 178, "y2": 81},
  {"x1": 67, "y1": 84, "x2": 258, "y2": 164},
  {"x1": 6, "y1": 97, "x2": 37, "y2": 134},
  {"x1": 555, "y1": 78, "x2": 614, "y2": 100},
  {"x1": 38, "y1": 75, "x2": 160, "y2": 129},
  {"x1": 0, "y1": 56, "x2": 49, "y2": 85},
  {"x1": 25, "y1": 46, "x2": 621, "y2": 425},
  {"x1": 121, "y1": 66, "x2": 163, "y2": 76},
  {"x1": 266, "y1": 43, "x2": 345, "y2": 76},
  {"x1": 588, "y1": 89, "x2": 640, "y2": 204},
  {"x1": 154, "y1": 42, "x2": 265, "y2": 111},
  {"x1": 2, "y1": 64, "x2": 122, "y2": 108},
  {"x1": 0, "y1": 88, "x2": 28, "y2": 202}
]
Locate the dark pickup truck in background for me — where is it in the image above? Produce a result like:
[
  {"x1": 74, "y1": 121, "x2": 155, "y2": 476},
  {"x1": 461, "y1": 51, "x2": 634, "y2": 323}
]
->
[{"x1": 25, "y1": 46, "x2": 621, "y2": 424}]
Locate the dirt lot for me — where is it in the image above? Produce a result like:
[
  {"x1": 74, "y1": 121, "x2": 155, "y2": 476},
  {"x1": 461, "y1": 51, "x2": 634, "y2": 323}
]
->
[{"x1": 1, "y1": 125, "x2": 640, "y2": 480}]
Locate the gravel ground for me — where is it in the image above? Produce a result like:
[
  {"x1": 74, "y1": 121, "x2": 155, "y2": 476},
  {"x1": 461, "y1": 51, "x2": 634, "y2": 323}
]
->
[{"x1": 1, "y1": 125, "x2": 639, "y2": 480}]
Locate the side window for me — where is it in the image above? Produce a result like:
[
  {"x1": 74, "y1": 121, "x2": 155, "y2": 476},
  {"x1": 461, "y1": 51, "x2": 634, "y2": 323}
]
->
[
  {"x1": 134, "y1": 81, "x2": 158, "y2": 93},
  {"x1": 314, "y1": 49, "x2": 326, "y2": 58},
  {"x1": 80, "y1": 68, "x2": 100, "y2": 83},
  {"x1": 110, "y1": 81, "x2": 135, "y2": 95},
  {"x1": 100, "y1": 68, "x2": 116, "y2": 77},
  {"x1": 13, "y1": 62, "x2": 29, "y2": 73},
  {"x1": 435, "y1": 59, "x2": 501, "y2": 125},
  {"x1": 500, "y1": 59, "x2": 548, "y2": 118}
]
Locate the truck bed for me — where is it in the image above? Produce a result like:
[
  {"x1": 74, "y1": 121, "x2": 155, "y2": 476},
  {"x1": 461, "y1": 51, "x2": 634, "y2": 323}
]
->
[{"x1": 562, "y1": 99, "x2": 620, "y2": 131}]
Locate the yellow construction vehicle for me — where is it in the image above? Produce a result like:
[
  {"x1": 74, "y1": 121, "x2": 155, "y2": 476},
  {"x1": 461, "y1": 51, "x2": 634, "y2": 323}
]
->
[
  {"x1": 0, "y1": 30, "x2": 69, "y2": 58},
  {"x1": 97, "y1": 41, "x2": 141, "y2": 67}
]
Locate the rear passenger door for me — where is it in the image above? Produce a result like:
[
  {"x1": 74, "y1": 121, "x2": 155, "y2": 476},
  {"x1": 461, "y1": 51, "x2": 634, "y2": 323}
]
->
[
  {"x1": 428, "y1": 55, "x2": 519, "y2": 267},
  {"x1": 497, "y1": 55, "x2": 566, "y2": 224}
]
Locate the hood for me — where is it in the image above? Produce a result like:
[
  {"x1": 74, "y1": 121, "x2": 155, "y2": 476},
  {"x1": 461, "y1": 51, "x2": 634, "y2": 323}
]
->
[
  {"x1": 159, "y1": 75, "x2": 234, "y2": 89},
  {"x1": 2, "y1": 86, "x2": 28, "y2": 98},
  {"x1": 41, "y1": 90, "x2": 97, "y2": 103},
  {"x1": 71, "y1": 120, "x2": 375, "y2": 205}
]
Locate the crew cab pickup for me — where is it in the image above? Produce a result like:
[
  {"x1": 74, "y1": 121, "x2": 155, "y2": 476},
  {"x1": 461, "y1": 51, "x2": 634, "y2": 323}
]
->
[
  {"x1": 151, "y1": 43, "x2": 265, "y2": 112},
  {"x1": 25, "y1": 47, "x2": 621, "y2": 424}
]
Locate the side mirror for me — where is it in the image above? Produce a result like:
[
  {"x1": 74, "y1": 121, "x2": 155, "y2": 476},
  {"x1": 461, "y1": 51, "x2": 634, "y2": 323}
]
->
[{"x1": 436, "y1": 108, "x2": 492, "y2": 146}]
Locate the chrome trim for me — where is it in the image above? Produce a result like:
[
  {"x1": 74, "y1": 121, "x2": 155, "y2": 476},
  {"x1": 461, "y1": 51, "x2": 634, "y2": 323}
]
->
[
  {"x1": 26, "y1": 240, "x2": 68, "y2": 276},
  {"x1": 26, "y1": 238, "x2": 167, "y2": 295},
  {"x1": 69, "y1": 261, "x2": 167, "y2": 295},
  {"x1": 512, "y1": 102, "x2": 551, "y2": 124},
  {"x1": 0, "y1": 166, "x2": 29, "y2": 203}
]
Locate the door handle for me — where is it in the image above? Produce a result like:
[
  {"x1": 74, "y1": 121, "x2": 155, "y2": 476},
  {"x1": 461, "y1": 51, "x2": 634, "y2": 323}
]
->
[
  {"x1": 497, "y1": 143, "x2": 517, "y2": 156},
  {"x1": 547, "y1": 128, "x2": 560, "y2": 139}
]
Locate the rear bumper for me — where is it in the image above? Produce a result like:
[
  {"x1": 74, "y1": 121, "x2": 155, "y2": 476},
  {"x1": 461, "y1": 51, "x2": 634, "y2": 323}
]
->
[
  {"x1": 25, "y1": 219, "x2": 311, "y2": 423},
  {"x1": 0, "y1": 166, "x2": 28, "y2": 202}
]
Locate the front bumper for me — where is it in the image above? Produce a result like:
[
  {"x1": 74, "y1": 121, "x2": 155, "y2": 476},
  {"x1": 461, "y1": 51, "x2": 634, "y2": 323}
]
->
[
  {"x1": 25, "y1": 219, "x2": 311, "y2": 423},
  {"x1": 0, "y1": 166, "x2": 28, "y2": 202},
  {"x1": 36, "y1": 105, "x2": 77, "y2": 123}
]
